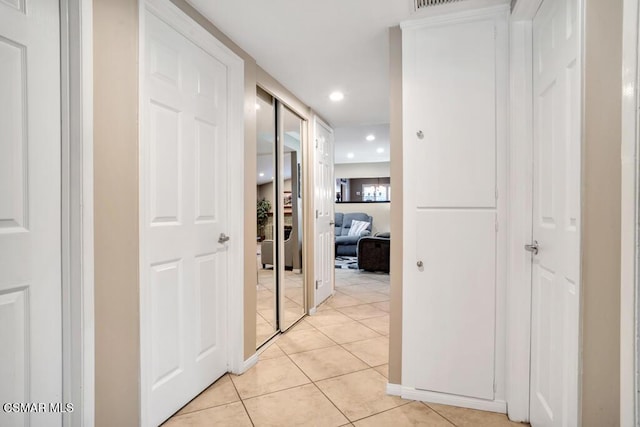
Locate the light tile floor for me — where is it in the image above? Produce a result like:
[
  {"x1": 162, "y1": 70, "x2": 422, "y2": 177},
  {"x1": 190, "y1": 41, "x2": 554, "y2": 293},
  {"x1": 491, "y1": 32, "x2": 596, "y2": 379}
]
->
[{"x1": 164, "y1": 269, "x2": 529, "y2": 427}]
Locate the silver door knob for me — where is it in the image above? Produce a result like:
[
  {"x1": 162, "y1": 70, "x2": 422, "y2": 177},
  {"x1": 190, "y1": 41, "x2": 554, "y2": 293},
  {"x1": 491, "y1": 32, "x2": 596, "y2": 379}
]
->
[
  {"x1": 524, "y1": 240, "x2": 539, "y2": 255},
  {"x1": 218, "y1": 233, "x2": 230, "y2": 244},
  {"x1": 416, "y1": 261, "x2": 424, "y2": 268},
  {"x1": 416, "y1": 130, "x2": 424, "y2": 139}
]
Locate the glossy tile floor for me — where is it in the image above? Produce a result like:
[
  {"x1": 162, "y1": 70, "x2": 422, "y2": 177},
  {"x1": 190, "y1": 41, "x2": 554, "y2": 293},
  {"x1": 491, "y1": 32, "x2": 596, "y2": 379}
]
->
[{"x1": 164, "y1": 269, "x2": 529, "y2": 426}]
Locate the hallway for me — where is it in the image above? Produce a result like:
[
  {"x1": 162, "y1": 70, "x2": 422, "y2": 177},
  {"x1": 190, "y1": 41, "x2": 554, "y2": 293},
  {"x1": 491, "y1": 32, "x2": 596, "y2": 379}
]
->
[{"x1": 163, "y1": 270, "x2": 526, "y2": 426}]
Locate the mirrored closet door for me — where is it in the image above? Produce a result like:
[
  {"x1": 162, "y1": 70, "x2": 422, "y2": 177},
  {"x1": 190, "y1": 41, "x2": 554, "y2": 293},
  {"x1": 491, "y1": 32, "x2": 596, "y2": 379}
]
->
[
  {"x1": 255, "y1": 87, "x2": 306, "y2": 349},
  {"x1": 278, "y1": 105, "x2": 305, "y2": 331},
  {"x1": 255, "y1": 87, "x2": 278, "y2": 347}
]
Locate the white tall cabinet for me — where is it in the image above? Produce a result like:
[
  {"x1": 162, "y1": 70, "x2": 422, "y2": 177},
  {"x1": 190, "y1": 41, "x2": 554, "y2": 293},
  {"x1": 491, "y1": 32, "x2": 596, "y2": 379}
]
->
[{"x1": 401, "y1": 3, "x2": 509, "y2": 412}]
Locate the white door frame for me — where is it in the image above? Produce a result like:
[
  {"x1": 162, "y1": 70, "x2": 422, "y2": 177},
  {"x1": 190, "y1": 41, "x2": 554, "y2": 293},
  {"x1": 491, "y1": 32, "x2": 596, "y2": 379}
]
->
[
  {"x1": 60, "y1": 0, "x2": 95, "y2": 425},
  {"x1": 506, "y1": 0, "x2": 584, "y2": 422},
  {"x1": 138, "y1": 1, "x2": 245, "y2": 425},
  {"x1": 621, "y1": 0, "x2": 639, "y2": 424}
]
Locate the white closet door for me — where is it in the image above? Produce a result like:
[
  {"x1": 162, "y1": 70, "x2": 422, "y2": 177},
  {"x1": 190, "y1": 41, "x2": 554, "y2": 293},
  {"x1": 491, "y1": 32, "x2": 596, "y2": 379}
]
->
[
  {"x1": 402, "y1": 8, "x2": 507, "y2": 404},
  {"x1": 0, "y1": 1, "x2": 62, "y2": 426},
  {"x1": 143, "y1": 7, "x2": 234, "y2": 425},
  {"x1": 314, "y1": 117, "x2": 335, "y2": 307},
  {"x1": 530, "y1": 0, "x2": 581, "y2": 424}
]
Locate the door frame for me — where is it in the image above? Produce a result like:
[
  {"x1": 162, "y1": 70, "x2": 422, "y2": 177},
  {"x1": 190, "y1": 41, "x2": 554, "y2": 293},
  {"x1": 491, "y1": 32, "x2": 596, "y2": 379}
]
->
[
  {"x1": 138, "y1": 1, "x2": 245, "y2": 425},
  {"x1": 507, "y1": 0, "x2": 585, "y2": 422},
  {"x1": 621, "y1": 0, "x2": 639, "y2": 424},
  {"x1": 311, "y1": 115, "x2": 335, "y2": 312},
  {"x1": 60, "y1": 0, "x2": 95, "y2": 424}
]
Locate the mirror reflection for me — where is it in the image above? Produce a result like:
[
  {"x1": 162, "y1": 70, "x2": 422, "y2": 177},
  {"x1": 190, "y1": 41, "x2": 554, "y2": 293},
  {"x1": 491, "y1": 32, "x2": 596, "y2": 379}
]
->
[
  {"x1": 279, "y1": 106, "x2": 305, "y2": 330},
  {"x1": 255, "y1": 89, "x2": 306, "y2": 347},
  {"x1": 256, "y1": 88, "x2": 277, "y2": 347}
]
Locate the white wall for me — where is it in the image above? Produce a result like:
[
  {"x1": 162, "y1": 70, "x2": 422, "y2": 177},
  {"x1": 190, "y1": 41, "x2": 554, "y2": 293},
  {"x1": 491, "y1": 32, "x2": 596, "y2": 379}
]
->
[{"x1": 334, "y1": 162, "x2": 391, "y2": 235}]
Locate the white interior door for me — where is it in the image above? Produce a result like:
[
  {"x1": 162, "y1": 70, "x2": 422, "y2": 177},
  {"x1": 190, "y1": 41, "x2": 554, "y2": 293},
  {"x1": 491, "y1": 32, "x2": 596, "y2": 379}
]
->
[
  {"x1": 143, "y1": 7, "x2": 233, "y2": 425},
  {"x1": 530, "y1": 0, "x2": 581, "y2": 424},
  {"x1": 0, "y1": 1, "x2": 62, "y2": 426},
  {"x1": 314, "y1": 117, "x2": 335, "y2": 307},
  {"x1": 402, "y1": 8, "x2": 507, "y2": 405}
]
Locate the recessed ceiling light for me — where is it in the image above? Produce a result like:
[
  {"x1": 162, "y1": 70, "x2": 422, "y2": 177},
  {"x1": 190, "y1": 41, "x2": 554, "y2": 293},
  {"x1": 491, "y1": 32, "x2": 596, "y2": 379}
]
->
[
  {"x1": 376, "y1": 147, "x2": 385, "y2": 154},
  {"x1": 259, "y1": 172, "x2": 265, "y2": 177},
  {"x1": 329, "y1": 91, "x2": 344, "y2": 102},
  {"x1": 271, "y1": 176, "x2": 274, "y2": 180},
  {"x1": 347, "y1": 152, "x2": 355, "y2": 159},
  {"x1": 366, "y1": 134, "x2": 376, "y2": 142}
]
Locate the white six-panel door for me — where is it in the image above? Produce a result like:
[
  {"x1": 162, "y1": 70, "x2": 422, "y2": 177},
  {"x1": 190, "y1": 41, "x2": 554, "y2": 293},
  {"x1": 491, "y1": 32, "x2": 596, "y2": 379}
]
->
[
  {"x1": 0, "y1": 1, "x2": 62, "y2": 426},
  {"x1": 314, "y1": 117, "x2": 335, "y2": 307},
  {"x1": 142, "y1": 4, "x2": 241, "y2": 424},
  {"x1": 530, "y1": 0, "x2": 581, "y2": 424}
]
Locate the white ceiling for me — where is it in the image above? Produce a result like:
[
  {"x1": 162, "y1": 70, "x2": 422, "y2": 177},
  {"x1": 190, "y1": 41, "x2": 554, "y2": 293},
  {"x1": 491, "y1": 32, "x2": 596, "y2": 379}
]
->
[
  {"x1": 186, "y1": 0, "x2": 413, "y2": 128},
  {"x1": 334, "y1": 123, "x2": 390, "y2": 164}
]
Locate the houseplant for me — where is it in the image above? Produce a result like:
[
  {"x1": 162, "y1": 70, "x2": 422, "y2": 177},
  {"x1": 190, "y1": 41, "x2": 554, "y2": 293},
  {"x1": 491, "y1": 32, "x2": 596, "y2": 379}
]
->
[{"x1": 256, "y1": 198, "x2": 271, "y2": 241}]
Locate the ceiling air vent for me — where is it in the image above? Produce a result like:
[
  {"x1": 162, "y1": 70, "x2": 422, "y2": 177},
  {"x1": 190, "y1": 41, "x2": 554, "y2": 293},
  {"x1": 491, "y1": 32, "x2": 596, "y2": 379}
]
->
[{"x1": 413, "y1": 0, "x2": 466, "y2": 11}]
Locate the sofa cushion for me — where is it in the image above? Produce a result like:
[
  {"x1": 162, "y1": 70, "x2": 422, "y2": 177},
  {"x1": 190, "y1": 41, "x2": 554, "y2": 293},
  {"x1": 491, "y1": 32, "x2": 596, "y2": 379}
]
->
[
  {"x1": 339, "y1": 213, "x2": 373, "y2": 236},
  {"x1": 336, "y1": 235, "x2": 362, "y2": 246},
  {"x1": 348, "y1": 220, "x2": 370, "y2": 236}
]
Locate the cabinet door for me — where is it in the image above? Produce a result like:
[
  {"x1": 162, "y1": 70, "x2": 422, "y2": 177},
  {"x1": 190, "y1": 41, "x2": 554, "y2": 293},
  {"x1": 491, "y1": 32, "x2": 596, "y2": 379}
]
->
[{"x1": 402, "y1": 12, "x2": 505, "y2": 402}]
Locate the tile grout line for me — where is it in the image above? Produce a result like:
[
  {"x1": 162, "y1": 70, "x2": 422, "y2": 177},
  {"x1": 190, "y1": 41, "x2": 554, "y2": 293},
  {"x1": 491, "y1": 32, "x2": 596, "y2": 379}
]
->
[
  {"x1": 228, "y1": 374, "x2": 257, "y2": 427},
  {"x1": 421, "y1": 402, "x2": 460, "y2": 427},
  {"x1": 347, "y1": 399, "x2": 414, "y2": 424},
  {"x1": 280, "y1": 339, "x2": 353, "y2": 425}
]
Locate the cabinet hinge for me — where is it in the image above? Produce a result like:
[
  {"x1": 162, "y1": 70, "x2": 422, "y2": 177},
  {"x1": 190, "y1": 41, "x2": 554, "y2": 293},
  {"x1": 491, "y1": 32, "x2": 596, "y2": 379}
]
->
[
  {"x1": 315, "y1": 280, "x2": 320, "y2": 290},
  {"x1": 315, "y1": 210, "x2": 319, "y2": 219}
]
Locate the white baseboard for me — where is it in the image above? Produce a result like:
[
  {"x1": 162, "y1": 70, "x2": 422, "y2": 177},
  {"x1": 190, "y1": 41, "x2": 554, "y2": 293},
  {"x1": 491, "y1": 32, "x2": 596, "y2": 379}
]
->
[
  {"x1": 386, "y1": 383, "x2": 402, "y2": 396},
  {"x1": 401, "y1": 387, "x2": 506, "y2": 414},
  {"x1": 235, "y1": 353, "x2": 258, "y2": 375},
  {"x1": 308, "y1": 307, "x2": 317, "y2": 315}
]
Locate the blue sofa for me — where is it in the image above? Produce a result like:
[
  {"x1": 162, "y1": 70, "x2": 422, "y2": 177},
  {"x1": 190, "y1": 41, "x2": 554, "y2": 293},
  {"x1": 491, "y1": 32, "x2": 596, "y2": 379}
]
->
[{"x1": 334, "y1": 212, "x2": 373, "y2": 257}]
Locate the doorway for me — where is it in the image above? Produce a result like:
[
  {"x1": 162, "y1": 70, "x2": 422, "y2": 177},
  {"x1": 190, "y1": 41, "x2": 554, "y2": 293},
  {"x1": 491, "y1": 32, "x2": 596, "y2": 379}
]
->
[
  {"x1": 139, "y1": 1, "x2": 245, "y2": 425},
  {"x1": 255, "y1": 87, "x2": 307, "y2": 349},
  {"x1": 508, "y1": 0, "x2": 583, "y2": 422}
]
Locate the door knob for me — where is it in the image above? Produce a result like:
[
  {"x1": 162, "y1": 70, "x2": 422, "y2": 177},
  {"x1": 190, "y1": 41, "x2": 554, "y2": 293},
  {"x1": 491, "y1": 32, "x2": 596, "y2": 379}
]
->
[
  {"x1": 218, "y1": 233, "x2": 230, "y2": 244},
  {"x1": 329, "y1": 221, "x2": 335, "y2": 225},
  {"x1": 416, "y1": 130, "x2": 424, "y2": 139},
  {"x1": 524, "y1": 240, "x2": 539, "y2": 255},
  {"x1": 416, "y1": 261, "x2": 423, "y2": 268}
]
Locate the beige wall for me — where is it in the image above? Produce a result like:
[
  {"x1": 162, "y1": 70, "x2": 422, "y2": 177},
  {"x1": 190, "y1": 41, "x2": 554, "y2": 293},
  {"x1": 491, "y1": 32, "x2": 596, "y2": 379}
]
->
[
  {"x1": 388, "y1": 26, "x2": 403, "y2": 385},
  {"x1": 93, "y1": 0, "x2": 140, "y2": 425},
  {"x1": 335, "y1": 161, "x2": 390, "y2": 178},
  {"x1": 335, "y1": 203, "x2": 390, "y2": 236},
  {"x1": 581, "y1": 0, "x2": 622, "y2": 425}
]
